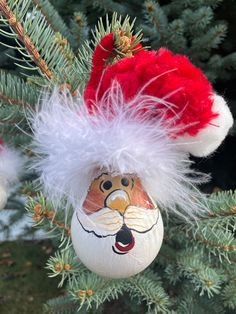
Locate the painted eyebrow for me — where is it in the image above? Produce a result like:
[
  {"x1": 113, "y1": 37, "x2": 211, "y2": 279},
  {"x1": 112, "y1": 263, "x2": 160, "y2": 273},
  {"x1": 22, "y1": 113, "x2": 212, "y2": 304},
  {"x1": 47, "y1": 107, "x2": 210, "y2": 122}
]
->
[
  {"x1": 99, "y1": 180, "x2": 105, "y2": 192},
  {"x1": 96, "y1": 172, "x2": 109, "y2": 180},
  {"x1": 131, "y1": 178, "x2": 134, "y2": 189}
]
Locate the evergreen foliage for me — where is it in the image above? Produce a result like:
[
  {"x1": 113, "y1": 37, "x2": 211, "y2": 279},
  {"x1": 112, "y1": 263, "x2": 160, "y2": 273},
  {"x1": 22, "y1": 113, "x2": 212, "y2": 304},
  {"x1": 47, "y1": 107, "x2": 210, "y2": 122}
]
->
[
  {"x1": 0, "y1": 0, "x2": 236, "y2": 313},
  {"x1": 24, "y1": 190, "x2": 236, "y2": 313}
]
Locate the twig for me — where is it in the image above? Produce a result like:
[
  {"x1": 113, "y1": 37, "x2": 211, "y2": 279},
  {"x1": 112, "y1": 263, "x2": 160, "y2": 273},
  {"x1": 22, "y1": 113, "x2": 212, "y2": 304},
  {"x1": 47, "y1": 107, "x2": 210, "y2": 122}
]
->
[
  {"x1": 0, "y1": 91, "x2": 31, "y2": 107},
  {"x1": 0, "y1": 0, "x2": 53, "y2": 79},
  {"x1": 194, "y1": 234, "x2": 236, "y2": 253},
  {"x1": 32, "y1": 204, "x2": 71, "y2": 236},
  {"x1": 208, "y1": 206, "x2": 236, "y2": 218}
]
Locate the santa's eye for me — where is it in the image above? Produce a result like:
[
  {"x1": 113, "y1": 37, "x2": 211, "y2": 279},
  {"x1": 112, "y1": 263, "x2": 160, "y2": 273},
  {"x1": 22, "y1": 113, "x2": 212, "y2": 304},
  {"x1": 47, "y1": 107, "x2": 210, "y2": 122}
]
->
[
  {"x1": 121, "y1": 177, "x2": 129, "y2": 187},
  {"x1": 103, "y1": 180, "x2": 112, "y2": 190}
]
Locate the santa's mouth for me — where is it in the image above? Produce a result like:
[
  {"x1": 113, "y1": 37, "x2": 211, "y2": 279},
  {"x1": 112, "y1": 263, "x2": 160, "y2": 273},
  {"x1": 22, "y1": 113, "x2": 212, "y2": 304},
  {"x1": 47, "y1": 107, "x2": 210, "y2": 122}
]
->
[{"x1": 112, "y1": 224, "x2": 135, "y2": 255}]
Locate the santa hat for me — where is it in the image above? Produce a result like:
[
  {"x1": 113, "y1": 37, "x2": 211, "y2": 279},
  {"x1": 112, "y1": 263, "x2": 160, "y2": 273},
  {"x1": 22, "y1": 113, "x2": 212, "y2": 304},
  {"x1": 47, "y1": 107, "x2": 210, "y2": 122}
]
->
[{"x1": 32, "y1": 33, "x2": 233, "y2": 216}]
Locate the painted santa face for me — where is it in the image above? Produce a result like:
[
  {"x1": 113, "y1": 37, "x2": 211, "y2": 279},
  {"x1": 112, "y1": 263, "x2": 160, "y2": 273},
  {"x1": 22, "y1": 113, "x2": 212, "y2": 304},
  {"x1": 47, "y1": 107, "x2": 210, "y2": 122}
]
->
[{"x1": 71, "y1": 173, "x2": 164, "y2": 278}]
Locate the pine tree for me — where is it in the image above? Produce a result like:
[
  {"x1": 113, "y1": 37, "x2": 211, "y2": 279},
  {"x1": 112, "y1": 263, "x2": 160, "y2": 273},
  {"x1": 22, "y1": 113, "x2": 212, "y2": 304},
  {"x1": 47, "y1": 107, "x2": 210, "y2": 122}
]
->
[{"x1": 0, "y1": 0, "x2": 236, "y2": 313}]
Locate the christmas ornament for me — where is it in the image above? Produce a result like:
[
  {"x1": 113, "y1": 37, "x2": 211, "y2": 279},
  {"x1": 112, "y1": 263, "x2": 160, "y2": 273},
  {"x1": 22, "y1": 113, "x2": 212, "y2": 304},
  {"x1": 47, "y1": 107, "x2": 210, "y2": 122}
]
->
[
  {"x1": 71, "y1": 173, "x2": 163, "y2": 278},
  {"x1": 32, "y1": 33, "x2": 233, "y2": 278},
  {"x1": 0, "y1": 139, "x2": 23, "y2": 210}
]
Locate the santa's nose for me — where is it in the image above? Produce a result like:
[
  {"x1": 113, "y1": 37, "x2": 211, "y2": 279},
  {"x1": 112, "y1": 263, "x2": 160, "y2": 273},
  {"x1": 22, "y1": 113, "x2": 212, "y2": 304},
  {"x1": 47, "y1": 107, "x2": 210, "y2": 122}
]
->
[{"x1": 105, "y1": 190, "x2": 130, "y2": 214}]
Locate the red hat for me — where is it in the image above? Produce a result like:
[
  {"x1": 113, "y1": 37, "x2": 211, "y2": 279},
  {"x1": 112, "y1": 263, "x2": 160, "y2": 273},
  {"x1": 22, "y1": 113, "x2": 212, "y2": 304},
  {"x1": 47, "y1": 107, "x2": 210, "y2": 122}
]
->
[{"x1": 85, "y1": 33, "x2": 233, "y2": 157}]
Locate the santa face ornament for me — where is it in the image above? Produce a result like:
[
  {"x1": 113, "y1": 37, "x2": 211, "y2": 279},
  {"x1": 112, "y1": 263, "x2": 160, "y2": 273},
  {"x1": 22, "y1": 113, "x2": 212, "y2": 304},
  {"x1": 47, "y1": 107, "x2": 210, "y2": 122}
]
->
[
  {"x1": 71, "y1": 173, "x2": 163, "y2": 278},
  {"x1": 33, "y1": 30, "x2": 233, "y2": 279}
]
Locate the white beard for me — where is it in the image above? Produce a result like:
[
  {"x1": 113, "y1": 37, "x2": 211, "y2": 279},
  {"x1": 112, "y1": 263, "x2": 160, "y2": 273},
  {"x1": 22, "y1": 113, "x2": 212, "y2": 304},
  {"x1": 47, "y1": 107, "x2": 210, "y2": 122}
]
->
[{"x1": 71, "y1": 206, "x2": 164, "y2": 278}]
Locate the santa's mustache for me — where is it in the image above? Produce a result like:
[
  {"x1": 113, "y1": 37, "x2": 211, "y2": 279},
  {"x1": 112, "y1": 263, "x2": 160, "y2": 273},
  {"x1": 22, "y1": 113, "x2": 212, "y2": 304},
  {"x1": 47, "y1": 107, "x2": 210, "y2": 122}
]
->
[{"x1": 76, "y1": 205, "x2": 159, "y2": 238}]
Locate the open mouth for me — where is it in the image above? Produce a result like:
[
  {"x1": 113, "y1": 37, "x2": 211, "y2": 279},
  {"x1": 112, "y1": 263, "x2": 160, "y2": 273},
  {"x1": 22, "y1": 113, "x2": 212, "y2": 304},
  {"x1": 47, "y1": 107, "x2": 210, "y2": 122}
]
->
[{"x1": 112, "y1": 224, "x2": 135, "y2": 255}]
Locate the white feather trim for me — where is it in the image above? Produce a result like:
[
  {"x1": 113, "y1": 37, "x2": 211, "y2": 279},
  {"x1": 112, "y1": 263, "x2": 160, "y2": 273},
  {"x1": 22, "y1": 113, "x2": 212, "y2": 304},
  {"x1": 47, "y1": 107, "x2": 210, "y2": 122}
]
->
[
  {"x1": 0, "y1": 144, "x2": 23, "y2": 186},
  {"x1": 174, "y1": 94, "x2": 233, "y2": 157},
  {"x1": 32, "y1": 84, "x2": 210, "y2": 218}
]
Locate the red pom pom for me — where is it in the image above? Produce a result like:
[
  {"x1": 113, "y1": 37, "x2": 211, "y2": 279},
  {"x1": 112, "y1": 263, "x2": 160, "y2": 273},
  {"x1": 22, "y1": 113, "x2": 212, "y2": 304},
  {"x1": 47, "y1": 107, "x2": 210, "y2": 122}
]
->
[{"x1": 85, "y1": 37, "x2": 216, "y2": 137}]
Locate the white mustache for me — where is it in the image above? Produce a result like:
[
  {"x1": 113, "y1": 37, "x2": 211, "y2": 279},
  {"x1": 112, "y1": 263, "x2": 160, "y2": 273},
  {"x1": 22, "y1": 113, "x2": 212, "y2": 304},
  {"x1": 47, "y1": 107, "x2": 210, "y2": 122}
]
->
[
  {"x1": 78, "y1": 207, "x2": 123, "y2": 236},
  {"x1": 124, "y1": 206, "x2": 159, "y2": 232},
  {"x1": 77, "y1": 206, "x2": 159, "y2": 237}
]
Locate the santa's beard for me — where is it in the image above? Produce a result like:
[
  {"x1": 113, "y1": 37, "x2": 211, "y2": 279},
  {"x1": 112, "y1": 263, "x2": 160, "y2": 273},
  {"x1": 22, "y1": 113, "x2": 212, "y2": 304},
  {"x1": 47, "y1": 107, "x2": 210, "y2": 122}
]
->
[
  {"x1": 71, "y1": 206, "x2": 164, "y2": 278},
  {"x1": 76, "y1": 205, "x2": 160, "y2": 237}
]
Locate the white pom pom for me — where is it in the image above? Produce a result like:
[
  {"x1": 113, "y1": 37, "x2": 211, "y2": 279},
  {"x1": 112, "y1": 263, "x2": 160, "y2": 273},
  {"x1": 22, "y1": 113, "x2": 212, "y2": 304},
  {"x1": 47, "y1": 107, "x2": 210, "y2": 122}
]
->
[{"x1": 174, "y1": 94, "x2": 234, "y2": 157}]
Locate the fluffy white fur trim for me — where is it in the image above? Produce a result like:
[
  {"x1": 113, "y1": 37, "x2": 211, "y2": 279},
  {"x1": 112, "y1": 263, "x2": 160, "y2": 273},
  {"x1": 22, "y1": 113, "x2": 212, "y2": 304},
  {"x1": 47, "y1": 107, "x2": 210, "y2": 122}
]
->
[
  {"x1": 174, "y1": 95, "x2": 233, "y2": 157},
  {"x1": 0, "y1": 144, "x2": 23, "y2": 186},
  {"x1": 32, "y1": 85, "x2": 210, "y2": 218}
]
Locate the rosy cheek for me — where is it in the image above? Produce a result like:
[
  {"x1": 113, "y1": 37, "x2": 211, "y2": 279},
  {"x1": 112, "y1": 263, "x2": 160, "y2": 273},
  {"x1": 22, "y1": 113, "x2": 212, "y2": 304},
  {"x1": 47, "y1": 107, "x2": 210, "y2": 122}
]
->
[
  {"x1": 130, "y1": 182, "x2": 155, "y2": 209},
  {"x1": 82, "y1": 190, "x2": 105, "y2": 214}
]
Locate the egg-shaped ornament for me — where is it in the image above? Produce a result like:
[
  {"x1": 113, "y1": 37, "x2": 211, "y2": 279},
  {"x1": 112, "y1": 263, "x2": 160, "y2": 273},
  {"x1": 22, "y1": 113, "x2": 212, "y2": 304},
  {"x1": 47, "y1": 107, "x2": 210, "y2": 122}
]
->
[{"x1": 71, "y1": 173, "x2": 164, "y2": 279}]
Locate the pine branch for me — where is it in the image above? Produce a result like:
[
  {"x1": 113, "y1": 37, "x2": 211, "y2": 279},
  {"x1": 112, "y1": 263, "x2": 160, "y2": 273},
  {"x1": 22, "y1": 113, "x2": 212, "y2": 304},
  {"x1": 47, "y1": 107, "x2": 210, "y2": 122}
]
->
[
  {"x1": 173, "y1": 218, "x2": 236, "y2": 261},
  {"x1": 0, "y1": 92, "x2": 28, "y2": 107},
  {"x1": 0, "y1": 70, "x2": 39, "y2": 108},
  {"x1": 44, "y1": 295, "x2": 79, "y2": 314},
  {"x1": 46, "y1": 248, "x2": 83, "y2": 287},
  {"x1": 70, "y1": 11, "x2": 88, "y2": 50},
  {"x1": 0, "y1": 0, "x2": 53, "y2": 79},
  {"x1": 0, "y1": 127, "x2": 31, "y2": 145},
  {"x1": 127, "y1": 269, "x2": 171, "y2": 313},
  {"x1": 74, "y1": 12, "x2": 143, "y2": 90},
  {"x1": 167, "y1": 191, "x2": 236, "y2": 261},
  {"x1": 211, "y1": 190, "x2": 236, "y2": 213},
  {"x1": 222, "y1": 281, "x2": 236, "y2": 310},
  {"x1": 165, "y1": 19, "x2": 186, "y2": 52},
  {"x1": 21, "y1": 180, "x2": 40, "y2": 197},
  {"x1": 207, "y1": 52, "x2": 236, "y2": 81},
  {"x1": 143, "y1": 1, "x2": 168, "y2": 40},
  {"x1": 174, "y1": 286, "x2": 225, "y2": 314},
  {"x1": 158, "y1": 244, "x2": 183, "y2": 284},
  {"x1": 165, "y1": 0, "x2": 223, "y2": 15},
  {"x1": 70, "y1": 273, "x2": 125, "y2": 311},
  {"x1": 90, "y1": 0, "x2": 130, "y2": 15},
  {"x1": 176, "y1": 250, "x2": 222, "y2": 298},
  {"x1": 75, "y1": 40, "x2": 93, "y2": 89},
  {"x1": 181, "y1": 7, "x2": 214, "y2": 36},
  {"x1": 201, "y1": 0, "x2": 224, "y2": 8},
  {"x1": 195, "y1": 232, "x2": 236, "y2": 256},
  {"x1": 67, "y1": 12, "x2": 143, "y2": 90},
  {"x1": 26, "y1": 193, "x2": 72, "y2": 246},
  {"x1": 0, "y1": 0, "x2": 83, "y2": 90},
  {"x1": 31, "y1": 0, "x2": 73, "y2": 42},
  {"x1": 188, "y1": 23, "x2": 227, "y2": 61},
  {"x1": 0, "y1": 106, "x2": 28, "y2": 140},
  {"x1": 92, "y1": 13, "x2": 143, "y2": 61}
]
